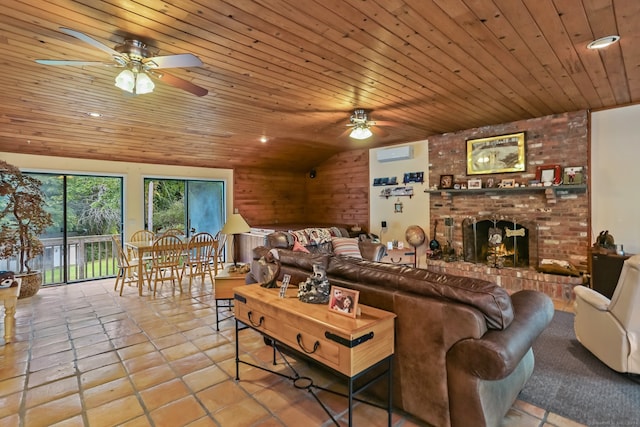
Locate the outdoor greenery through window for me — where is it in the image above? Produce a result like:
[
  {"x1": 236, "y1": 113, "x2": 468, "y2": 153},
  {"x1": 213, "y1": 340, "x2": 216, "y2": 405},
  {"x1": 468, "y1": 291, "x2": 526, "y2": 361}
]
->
[{"x1": 0, "y1": 173, "x2": 123, "y2": 285}]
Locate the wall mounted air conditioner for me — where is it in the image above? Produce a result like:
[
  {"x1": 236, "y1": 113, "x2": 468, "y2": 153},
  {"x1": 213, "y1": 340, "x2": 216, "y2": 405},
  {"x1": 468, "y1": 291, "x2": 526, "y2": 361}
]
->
[{"x1": 376, "y1": 145, "x2": 413, "y2": 162}]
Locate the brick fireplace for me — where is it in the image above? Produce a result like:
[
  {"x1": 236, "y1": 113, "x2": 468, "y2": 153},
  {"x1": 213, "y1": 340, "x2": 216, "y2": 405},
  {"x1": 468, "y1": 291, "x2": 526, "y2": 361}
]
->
[{"x1": 425, "y1": 111, "x2": 590, "y2": 300}]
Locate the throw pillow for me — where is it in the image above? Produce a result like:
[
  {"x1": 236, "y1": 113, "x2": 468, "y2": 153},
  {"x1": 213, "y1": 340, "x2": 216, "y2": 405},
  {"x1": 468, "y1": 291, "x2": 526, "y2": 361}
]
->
[
  {"x1": 292, "y1": 239, "x2": 310, "y2": 253},
  {"x1": 332, "y1": 237, "x2": 362, "y2": 259}
]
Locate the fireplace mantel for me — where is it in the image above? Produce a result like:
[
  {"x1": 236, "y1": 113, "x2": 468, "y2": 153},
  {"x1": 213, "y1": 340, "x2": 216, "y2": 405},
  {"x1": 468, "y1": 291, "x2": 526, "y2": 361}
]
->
[{"x1": 425, "y1": 184, "x2": 586, "y2": 204}]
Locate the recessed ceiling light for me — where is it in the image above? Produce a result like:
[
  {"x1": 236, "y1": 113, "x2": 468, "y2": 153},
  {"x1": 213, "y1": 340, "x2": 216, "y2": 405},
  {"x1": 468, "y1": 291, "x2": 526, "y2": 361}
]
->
[
  {"x1": 86, "y1": 112, "x2": 102, "y2": 117},
  {"x1": 260, "y1": 136, "x2": 268, "y2": 143},
  {"x1": 587, "y1": 35, "x2": 620, "y2": 50}
]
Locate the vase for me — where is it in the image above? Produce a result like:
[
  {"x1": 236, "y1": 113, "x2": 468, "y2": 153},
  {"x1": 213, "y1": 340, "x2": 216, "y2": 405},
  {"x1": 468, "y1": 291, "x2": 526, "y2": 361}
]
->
[{"x1": 17, "y1": 271, "x2": 42, "y2": 299}]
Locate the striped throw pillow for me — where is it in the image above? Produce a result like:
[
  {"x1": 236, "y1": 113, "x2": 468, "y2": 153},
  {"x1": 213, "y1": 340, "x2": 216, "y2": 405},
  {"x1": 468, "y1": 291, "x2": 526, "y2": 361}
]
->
[{"x1": 331, "y1": 237, "x2": 362, "y2": 259}]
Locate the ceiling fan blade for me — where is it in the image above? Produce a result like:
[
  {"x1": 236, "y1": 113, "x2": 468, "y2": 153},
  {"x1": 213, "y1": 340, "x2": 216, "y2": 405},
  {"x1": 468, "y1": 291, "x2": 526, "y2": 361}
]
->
[
  {"x1": 150, "y1": 71, "x2": 208, "y2": 96},
  {"x1": 59, "y1": 27, "x2": 123, "y2": 58},
  {"x1": 35, "y1": 59, "x2": 117, "y2": 67},
  {"x1": 143, "y1": 53, "x2": 203, "y2": 69}
]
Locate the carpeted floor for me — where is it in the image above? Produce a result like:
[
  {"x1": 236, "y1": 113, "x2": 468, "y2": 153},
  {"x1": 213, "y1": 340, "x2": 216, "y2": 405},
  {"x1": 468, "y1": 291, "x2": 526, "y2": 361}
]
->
[{"x1": 519, "y1": 310, "x2": 640, "y2": 427}]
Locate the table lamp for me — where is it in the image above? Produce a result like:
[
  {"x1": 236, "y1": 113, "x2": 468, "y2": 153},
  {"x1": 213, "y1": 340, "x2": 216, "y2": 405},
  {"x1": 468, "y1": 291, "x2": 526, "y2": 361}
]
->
[{"x1": 221, "y1": 213, "x2": 251, "y2": 266}]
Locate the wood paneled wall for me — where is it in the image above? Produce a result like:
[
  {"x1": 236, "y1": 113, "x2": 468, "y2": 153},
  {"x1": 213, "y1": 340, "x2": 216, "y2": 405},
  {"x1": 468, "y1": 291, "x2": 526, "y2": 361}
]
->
[
  {"x1": 304, "y1": 149, "x2": 369, "y2": 229},
  {"x1": 233, "y1": 168, "x2": 307, "y2": 226},
  {"x1": 234, "y1": 149, "x2": 370, "y2": 229}
]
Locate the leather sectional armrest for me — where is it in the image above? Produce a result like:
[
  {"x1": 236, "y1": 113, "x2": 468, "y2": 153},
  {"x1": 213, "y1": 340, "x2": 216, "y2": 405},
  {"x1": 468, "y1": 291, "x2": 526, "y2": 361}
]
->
[{"x1": 448, "y1": 290, "x2": 553, "y2": 380}]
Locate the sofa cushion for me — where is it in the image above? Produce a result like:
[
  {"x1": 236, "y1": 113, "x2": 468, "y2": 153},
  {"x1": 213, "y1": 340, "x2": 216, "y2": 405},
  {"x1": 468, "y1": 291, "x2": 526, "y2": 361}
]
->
[
  {"x1": 266, "y1": 231, "x2": 294, "y2": 249},
  {"x1": 326, "y1": 257, "x2": 514, "y2": 330},
  {"x1": 331, "y1": 237, "x2": 362, "y2": 259},
  {"x1": 277, "y1": 250, "x2": 330, "y2": 272}
]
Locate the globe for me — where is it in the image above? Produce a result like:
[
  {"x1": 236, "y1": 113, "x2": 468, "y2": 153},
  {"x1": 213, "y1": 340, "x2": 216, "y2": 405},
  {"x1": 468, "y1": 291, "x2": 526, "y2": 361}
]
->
[{"x1": 405, "y1": 225, "x2": 426, "y2": 249}]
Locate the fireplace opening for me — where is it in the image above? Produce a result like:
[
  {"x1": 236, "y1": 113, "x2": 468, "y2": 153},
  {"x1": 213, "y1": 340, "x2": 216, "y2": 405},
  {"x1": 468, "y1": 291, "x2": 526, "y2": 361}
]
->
[{"x1": 462, "y1": 218, "x2": 530, "y2": 268}]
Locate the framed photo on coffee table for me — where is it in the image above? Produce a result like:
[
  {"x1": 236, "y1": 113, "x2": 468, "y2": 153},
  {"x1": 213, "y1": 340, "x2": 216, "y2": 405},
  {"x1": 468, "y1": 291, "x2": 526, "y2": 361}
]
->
[{"x1": 328, "y1": 286, "x2": 359, "y2": 318}]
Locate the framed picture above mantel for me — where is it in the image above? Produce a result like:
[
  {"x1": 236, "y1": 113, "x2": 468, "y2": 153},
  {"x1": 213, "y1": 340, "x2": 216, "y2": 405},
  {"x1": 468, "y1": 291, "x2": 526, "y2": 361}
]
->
[{"x1": 466, "y1": 132, "x2": 526, "y2": 175}]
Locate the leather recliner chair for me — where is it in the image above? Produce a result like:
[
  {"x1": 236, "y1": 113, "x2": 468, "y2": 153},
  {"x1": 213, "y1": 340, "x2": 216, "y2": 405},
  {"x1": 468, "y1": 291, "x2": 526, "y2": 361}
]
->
[{"x1": 574, "y1": 254, "x2": 640, "y2": 374}]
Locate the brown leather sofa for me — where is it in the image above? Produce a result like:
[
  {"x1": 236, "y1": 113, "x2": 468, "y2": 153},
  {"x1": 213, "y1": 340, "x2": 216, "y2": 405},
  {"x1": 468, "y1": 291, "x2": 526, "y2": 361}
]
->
[{"x1": 251, "y1": 233, "x2": 553, "y2": 427}]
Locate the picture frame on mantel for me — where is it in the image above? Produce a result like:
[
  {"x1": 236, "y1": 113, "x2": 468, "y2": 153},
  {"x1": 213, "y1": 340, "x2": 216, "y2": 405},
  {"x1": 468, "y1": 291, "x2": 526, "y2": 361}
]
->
[
  {"x1": 536, "y1": 164, "x2": 562, "y2": 185},
  {"x1": 466, "y1": 132, "x2": 526, "y2": 175}
]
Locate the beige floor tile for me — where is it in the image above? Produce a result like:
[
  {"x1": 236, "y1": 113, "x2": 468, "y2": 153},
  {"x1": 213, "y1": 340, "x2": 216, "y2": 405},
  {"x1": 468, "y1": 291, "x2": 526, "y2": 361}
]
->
[
  {"x1": 211, "y1": 396, "x2": 270, "y2": 426},
  {"x1": 24, "y1": 394, "x2": 83, "y2": 427},
  {"x1": 130, "y1": 364, "x2": 177, "y2": 391},
  {"x1": 48, "y1": 414, "x2": 85, "y2": 426},
  {"x1": 123, "y1": 350, "x2": 168, "y2": 375},
  {"x1": 149, "y1": 395, "x2": 207, "y2": 426},
  {"x1": 86, "y1": 395, "x2": 146, "y2": 427},
  {"x1": 170, "y1": 352, "x2": 214, "y2": 376},
  {"x1": 0, "y1": 375, "x2": 26, "y2": 398},
  {"x1": 25, "y1": 376, "x2": 80, "y2": 409},
  {"x1": 80, "y1": 362, "x2": 127, "y2": 389},
  {"x1": 27, "y1": 362, "x2": 76, "y2": 389},
  {"x1": 0, "y1": 391, "x2": 23, "y2": 419},
  {"x1": 196, "y1": 379, "x2": 250, "y2": 412},
  {"x1": 117, "y1": 341, "x2": 156, "y2": 361},
  {"x1": 139, "y1": 378, "x2": 190, "y2": 411},
  {"x1": 83, "y1": 377, "x2": 136, "y2": 409},
  {"x1": 182, "y1": 364, "x2": 230, "y2": 392}
]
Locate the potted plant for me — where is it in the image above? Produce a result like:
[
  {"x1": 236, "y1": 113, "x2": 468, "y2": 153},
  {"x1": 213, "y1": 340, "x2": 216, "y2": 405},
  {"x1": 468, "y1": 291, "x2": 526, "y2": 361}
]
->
[{"x1": 0, "y1": 160, "x2": 53, "y2": 298}]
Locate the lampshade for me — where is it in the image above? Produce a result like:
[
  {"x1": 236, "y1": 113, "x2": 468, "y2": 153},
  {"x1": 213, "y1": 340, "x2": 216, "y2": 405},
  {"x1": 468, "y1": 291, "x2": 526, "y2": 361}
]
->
[
  {"x1": 221, "y1": 213, "x2": 251, "y2": 235},
  {"x1": 135, "y1": 72, "x2": 155, "y2": 94},
  {"x1": 350, "y1": 125, "x2": 373, "y2": 140},
  {"x1": 115, "y1": 69, "x2": 135, "y2": 93}
]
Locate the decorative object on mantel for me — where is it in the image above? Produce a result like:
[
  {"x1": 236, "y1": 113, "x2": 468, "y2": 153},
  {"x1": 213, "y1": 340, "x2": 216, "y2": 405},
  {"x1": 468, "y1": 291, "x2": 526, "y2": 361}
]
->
[
  {"x1": 562, "y1": 166, "x2": 584, "y2": 185},
  {"x1": 439, "y1": 175, "x2": 453, "y2": 189},
  {"x1": 297, "y1": 263, "x2": 331, "y2": 304},
  {"x1": 403, "y1": 172, "x2": 424, "y2": 184},
  {"x1": 535, "y1": 164, "x2": 562, "y2": 185},
  {"x1": 466, "y1": 132, "x2": 526, "y2": 175},
  {"x1": 467, "y1": 178, "x2": 482, "y2": 189}
]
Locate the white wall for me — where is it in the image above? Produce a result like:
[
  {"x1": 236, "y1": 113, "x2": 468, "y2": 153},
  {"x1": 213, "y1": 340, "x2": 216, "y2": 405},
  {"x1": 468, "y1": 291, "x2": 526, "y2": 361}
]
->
[
  {"x1": 369, "y1": 141, "x2": 430, "y2": 266},
  {"x1": 591, "y1": 104, "x2": 640, "y2": 254},
  {"x1": 1, "y1": 152, "x2": 234, "y2": 239}
]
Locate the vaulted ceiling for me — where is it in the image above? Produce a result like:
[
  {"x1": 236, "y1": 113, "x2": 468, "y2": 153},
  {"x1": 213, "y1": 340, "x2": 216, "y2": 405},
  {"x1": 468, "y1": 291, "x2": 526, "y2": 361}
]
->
[{"x1": 1, "y1": 1, "x2": 637, "y2": 172}]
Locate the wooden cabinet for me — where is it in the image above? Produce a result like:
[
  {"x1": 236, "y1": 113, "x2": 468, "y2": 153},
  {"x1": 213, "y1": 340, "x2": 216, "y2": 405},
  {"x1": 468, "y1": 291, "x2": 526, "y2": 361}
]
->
[{"x1": 590, "y1": 250, "x2": 632, "y2": 299}]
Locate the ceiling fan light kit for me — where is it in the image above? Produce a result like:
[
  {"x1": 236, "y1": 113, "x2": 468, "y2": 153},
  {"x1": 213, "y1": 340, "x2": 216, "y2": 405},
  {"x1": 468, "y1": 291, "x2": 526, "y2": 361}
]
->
[
  {"x1": 36, "y1": 27, "x2": 208, "y2": 97},
  {"x1": 350, "y1": 125, "x2": 373, "y2": 140}
]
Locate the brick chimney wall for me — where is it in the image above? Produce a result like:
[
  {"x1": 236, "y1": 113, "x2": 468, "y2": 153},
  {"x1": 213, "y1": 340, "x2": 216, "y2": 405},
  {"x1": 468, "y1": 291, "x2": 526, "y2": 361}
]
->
[{"x1": 427, "y1": 110, "x2": 590, "y2": 271}]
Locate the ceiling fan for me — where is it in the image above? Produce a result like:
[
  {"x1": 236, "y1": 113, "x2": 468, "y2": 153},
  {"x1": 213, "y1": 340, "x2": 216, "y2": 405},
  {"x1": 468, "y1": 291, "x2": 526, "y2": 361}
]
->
[
  {"x1": 346, "y1": 109, "x2": 396, "y2": 140},
  {"x1": 35, "y1": 27, "x2": 208, "y2": 96}
]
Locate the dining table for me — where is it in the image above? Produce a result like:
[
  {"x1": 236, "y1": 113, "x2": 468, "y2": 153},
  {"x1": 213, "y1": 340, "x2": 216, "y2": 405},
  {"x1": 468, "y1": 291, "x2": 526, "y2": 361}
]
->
[{"x1": 124, "y1": 237, "x2": 218, "y2": 296}]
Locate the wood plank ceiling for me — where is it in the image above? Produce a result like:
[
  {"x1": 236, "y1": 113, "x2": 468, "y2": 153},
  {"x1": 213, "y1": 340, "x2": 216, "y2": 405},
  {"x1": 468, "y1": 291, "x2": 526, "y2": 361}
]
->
[{"x1": 0, "y1": 1, "x2": 637, "y2": 172}]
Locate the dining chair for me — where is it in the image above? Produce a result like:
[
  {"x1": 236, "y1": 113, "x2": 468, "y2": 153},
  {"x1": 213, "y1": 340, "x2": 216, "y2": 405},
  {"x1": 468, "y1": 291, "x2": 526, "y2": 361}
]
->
[
  {"x1": 214, "y1": 231, "x2": 227, "y2": 267},
  {"x1": 181, "y1": 232, "x2": 218, "y2": 290},
  {"x1": 149, "y1": 234, "x2": 184, "y2": 296},
  {"x1": 128, "y1": 229, "x2": 155, "y2": 261},
  {"x1": 112, "y1": 235, "x2": 148, "y2": 296}
]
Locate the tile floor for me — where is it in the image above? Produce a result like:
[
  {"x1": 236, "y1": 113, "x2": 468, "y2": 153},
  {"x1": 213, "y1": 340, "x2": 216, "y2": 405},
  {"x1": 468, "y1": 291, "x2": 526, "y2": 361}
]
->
[{"x1": 0, "y1": 278, "x2": 585, "y2": 427}]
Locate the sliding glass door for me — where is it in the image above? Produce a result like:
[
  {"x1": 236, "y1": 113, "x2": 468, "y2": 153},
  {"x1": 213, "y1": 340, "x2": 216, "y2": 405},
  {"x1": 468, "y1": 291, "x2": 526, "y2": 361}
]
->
[
  {"x1": 144, "y1": 178, "x2": 225, "y2": 237},
  {"x1": 13, "y1": 174, "x2": 123, "y2": 285}
]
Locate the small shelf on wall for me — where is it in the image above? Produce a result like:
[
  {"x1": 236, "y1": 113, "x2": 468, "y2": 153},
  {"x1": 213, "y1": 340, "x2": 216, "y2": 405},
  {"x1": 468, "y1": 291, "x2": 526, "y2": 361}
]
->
[{"x1": 424, "y1": 184, "x2": 587, "y2": 204}]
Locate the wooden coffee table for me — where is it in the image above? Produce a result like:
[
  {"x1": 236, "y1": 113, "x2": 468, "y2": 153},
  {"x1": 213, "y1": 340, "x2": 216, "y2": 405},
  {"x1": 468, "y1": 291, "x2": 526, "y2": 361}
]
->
[{"x1": 213, "y1": 268, "x2": 247, "y2": 330}]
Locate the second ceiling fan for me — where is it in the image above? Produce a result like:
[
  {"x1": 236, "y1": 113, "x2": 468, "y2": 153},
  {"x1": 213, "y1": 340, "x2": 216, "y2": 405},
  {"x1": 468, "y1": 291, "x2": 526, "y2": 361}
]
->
[{"x1": 35, "y1": 27, "x2": 208, "y2": 97}]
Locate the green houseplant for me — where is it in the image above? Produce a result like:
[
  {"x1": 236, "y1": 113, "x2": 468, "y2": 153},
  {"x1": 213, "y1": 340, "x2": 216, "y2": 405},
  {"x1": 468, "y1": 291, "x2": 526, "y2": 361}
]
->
[{"x1": 0, "y1": 160, "x2": 53, "y2": 298}]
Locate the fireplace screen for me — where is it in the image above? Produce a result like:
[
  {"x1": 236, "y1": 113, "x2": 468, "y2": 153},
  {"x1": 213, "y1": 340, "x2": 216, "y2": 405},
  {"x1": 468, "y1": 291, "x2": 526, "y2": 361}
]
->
[{"x1": 462, "y1": 218, "x2": 529, "y2": 268}]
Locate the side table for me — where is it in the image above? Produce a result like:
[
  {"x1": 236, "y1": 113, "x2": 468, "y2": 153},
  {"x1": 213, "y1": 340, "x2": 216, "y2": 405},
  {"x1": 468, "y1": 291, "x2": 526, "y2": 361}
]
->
[
  {"x1": 1, "y1": 280, "x2": 21, "y2": 343},
  {"x1": 213, "y1": 268, "x2": 247, "y2": 330}
]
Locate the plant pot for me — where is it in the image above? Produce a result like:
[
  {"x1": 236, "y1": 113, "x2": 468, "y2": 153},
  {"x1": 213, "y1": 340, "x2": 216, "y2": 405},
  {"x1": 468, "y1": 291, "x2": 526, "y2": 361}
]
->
[{"x1": 17, "y1": 271, "x2": 42, "y2": 299}]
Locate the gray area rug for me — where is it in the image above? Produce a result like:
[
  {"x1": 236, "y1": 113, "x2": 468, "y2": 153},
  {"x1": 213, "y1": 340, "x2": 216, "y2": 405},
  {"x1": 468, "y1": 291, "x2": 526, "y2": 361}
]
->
[{"x1": 519, "y1": 310, "x2": 640, "y2": 426}]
